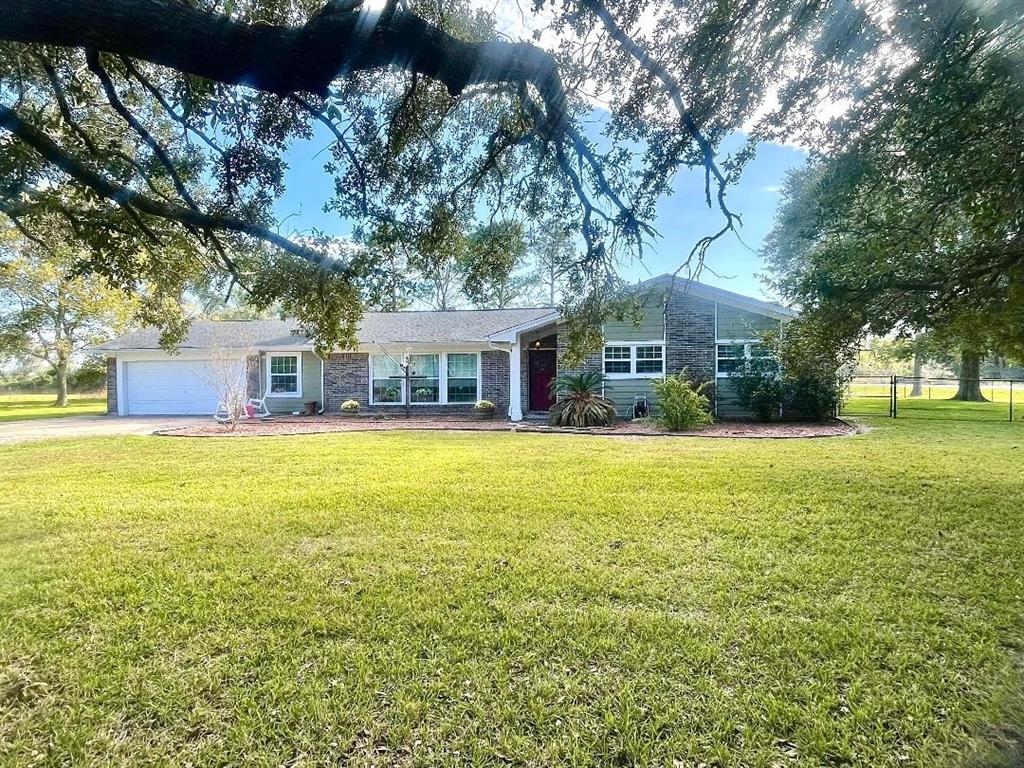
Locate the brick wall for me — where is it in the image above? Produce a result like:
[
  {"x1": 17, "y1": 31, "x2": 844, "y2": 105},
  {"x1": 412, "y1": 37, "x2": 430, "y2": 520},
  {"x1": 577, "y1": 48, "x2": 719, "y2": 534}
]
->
[
  {"x1": 245, "y1": 354, "x2": 261, "y2": 400},
  {"x1": 323, "y1": 353, "x2": 370, "y2": 412},
  {"x1": 105, "y1": 357, "x2": 117, "y2": 415},
  {"x1": 481, "y1": 350, "x2": 509, "y2": 414},
  {"x1": 664, "y1": 292, "x2": 716, "y2": 382}
]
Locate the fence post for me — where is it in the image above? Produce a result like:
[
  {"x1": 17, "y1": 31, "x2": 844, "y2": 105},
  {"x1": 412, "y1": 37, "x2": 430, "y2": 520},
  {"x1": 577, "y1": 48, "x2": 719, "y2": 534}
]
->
[
  {"x1": 1011, "y1": 380, "x2": 1014, "y2": 423},
  {"x1": 891, "y1": 375, "x2": 897, "y2": 418}
]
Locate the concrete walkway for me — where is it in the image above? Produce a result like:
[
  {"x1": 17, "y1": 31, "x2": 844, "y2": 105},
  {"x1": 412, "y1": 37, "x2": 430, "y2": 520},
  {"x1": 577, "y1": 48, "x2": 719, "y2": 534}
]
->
[{"x1": 0, "y1": 416, "x2": 208, "y2": 445}]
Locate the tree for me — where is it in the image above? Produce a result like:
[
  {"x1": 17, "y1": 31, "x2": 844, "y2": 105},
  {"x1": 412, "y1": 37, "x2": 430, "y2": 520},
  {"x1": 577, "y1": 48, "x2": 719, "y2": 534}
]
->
[
  {"x1": 529, "y1": 222, "x2": 575, "y2": 307},
  {"x1": 0, "y1": 229, "x2": 136, "y2": 406},
  {"x1": 461, "y1": 221, "x2": 531, "y2": 309},
  {"x1": 1, "y1": 0, "x2": 933, "y2": 356},
  {"x1": 764, "y1": 10, "x2": 1024, "y2": 401}
]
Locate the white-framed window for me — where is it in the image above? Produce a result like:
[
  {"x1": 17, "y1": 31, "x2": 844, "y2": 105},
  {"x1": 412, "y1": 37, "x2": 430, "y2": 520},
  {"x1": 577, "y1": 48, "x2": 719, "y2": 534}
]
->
[
  {"x1": 371, "y1": 354, "x2": 405, "y2": 404},
  {"x1": 446, "y1": 353, "x2": 479, "y2": 403},
  {"x1": 409, "y1": 353, "x2": 440, "y2": 404},
  {"x1": 716, "y1": 341, "x2": 771, "y2": 377},
  {"x1": 603, "y1": 343, "x2": 664, "y2": 377},
  {"x1": 370, "y1": 352, "x2": 481, "y2": 405},
  {"x1": 267, "y1": 354, "x2": 301, "y2": 396}
]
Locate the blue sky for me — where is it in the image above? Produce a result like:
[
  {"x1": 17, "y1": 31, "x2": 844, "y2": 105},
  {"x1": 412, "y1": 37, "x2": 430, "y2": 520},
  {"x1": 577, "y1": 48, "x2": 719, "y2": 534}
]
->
[{"x1": 274, "y1": 128, "x2": 806, "y2": 302}]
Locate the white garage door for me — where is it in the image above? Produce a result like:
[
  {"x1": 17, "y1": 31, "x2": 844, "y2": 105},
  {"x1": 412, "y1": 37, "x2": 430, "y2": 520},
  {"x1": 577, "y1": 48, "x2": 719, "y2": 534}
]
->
[{"x1": 123, "y1": 359, "x2": 244, "y2": 415}]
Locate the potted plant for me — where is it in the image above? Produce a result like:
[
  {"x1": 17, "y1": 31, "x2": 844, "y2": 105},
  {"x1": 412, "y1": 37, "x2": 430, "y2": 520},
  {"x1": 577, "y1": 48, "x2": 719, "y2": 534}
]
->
[
  {"x1": 340, "y1": 399, "x2": 360, "y2": 417},
  {"x1": 473, "y1": 399, "x2": 496, "y2": 420}
]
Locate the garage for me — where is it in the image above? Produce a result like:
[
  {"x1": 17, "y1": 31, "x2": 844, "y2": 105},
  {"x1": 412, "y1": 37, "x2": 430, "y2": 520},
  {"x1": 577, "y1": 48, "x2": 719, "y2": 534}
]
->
[{"x1": 122, "y1": 358, "x2": 244, "y2": 415}]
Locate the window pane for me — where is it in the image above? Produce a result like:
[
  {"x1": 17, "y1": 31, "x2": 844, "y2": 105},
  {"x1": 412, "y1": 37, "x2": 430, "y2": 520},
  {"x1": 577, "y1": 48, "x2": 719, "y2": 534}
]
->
[
  {"x1": 636, "y1": 345, "x2": 663, "y2": 360},
  {"x1": 270, "y1": 374, "x2": 297, "y2": 393},
  {"x1": 447, "y1": 378, "x2": 478, "y2": 403},
  {"x1": 604, "y1": 360, "x2": 631, "y2": 374},
  {"x1": 636, "y1": 359, "x2": 663, "y2": 374},
  {"x1": 373, "y1": 380, "x2": 402, "y2": 403},
  {"x1": 270, "y1": 356, "x2": 297, "y2": 375},
  {"x1": 371, "y1": 355, "x2": 403, "y2": 378},
  {"x1": 750, "y1": 344, "x2": 772, "y2": 358},
  {"x1": 447, "y1": 353, "x2": 478, "y2": 379},
  {"x1": 409, "y1": 354, "x2": 439, "y2": 377},
  {"x1": 410, "y1": 378, "x2": 440, "y2": 403},
  {"x1": 717, "y1": 359, "x2": 741, "y2": 374},
  {"x1": 716, "y1": 344, "x2": 744, "y2": 359},
  {"x1": 604, "y1": 346, "x2": 630, "y2": 360}
]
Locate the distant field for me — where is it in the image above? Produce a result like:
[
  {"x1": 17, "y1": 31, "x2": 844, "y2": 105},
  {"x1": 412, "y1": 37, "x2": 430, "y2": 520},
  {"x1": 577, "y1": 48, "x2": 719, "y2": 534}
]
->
[
  {"x1": 0, "y1": 393, "x2": 106, "y2": 423},
  {"x1": 842, "y1": 379, "x2": 1020, "y2": 420}
]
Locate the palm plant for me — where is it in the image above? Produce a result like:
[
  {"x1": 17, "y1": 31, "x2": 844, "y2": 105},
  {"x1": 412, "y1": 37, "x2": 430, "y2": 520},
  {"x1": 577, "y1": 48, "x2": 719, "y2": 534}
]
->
[{"x1": 547, "y1": 370, "x2": 617, "y2": 427}]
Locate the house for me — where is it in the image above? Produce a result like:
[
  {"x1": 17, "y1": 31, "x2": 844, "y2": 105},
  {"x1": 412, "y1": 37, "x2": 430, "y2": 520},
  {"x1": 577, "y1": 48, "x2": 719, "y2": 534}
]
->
[{"x1": 96, "y1": 275, "x2": 794, "y2": 420}]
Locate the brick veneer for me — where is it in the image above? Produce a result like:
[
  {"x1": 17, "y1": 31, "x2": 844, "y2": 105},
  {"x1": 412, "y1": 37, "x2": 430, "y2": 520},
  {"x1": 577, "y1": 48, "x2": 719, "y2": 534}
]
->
[
  {"x1": 245, "y1": 355, "x2": 261, "y2": 400},
  {"x1": 324, "y1": 350, "x2": 510, "y2": 415},
  {"x1": 105, "y1": 357, "x2": 117, "y2": 415},
  {"x1": 664, "y1": 291, "x2": 716, "y2": 382}
]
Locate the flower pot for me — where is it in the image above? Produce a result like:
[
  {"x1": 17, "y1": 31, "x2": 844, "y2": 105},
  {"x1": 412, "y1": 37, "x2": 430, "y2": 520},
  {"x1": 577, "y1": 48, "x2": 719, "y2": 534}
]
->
[
  {"x1": 473, "y1": 409, "x2": 496, "y2": 420},
  {"x1": 303, "y1": 401, "x2": 317, "y2": 416},
  {"x1": 340, "y1": 410, "x2": 359, "y2": 418}
]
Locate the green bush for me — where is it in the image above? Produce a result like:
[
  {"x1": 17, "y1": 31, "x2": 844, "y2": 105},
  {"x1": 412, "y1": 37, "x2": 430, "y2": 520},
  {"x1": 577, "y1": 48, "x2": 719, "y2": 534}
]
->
[
  {"x1": 548, "y1": 371, "x2": 617, "y2": 427},
  {"x1": 340, "y1": 399, "x2": 360, "y2": 413},
  {"x1": 734, "y1": 356, "x2": 785, "y2": 422},
  {"x1": 474, "y1": 400, "x2": 495, "y2": 411},
  {"x1": 651, "y1": 372, "x2": 713, "y2": 431}
]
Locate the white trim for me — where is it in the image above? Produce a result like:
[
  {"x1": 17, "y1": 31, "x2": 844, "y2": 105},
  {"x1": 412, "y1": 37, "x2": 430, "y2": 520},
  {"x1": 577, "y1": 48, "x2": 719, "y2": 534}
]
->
[
  {"x1": 509, "y1": 339, "x2": 523, "y2": 421},
  {"x1": 266, "y1": 353, "x2": 302, "y2": 398},
  {"x1": 602, "y1": 341, "x2": 666, "y2": 379},
  {"x1": 486, "y1": 312, "x2": 560, "y2": 343}
]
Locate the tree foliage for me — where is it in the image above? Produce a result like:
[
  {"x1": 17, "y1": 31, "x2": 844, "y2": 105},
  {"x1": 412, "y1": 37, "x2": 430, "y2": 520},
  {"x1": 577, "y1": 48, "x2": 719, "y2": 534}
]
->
[
  {"x1": 0, "y1": 0, "x2": 924, "y2": 354},
  {"x1": 0, "y1": 225, "x2": 136, "y2": 404},
  {"x1": 764, "y1": 7, "x2": 1024, "y2": 390}
]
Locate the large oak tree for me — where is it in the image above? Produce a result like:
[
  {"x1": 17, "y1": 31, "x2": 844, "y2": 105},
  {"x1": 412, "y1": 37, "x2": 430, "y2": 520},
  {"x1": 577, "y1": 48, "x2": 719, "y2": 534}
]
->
[{"x1": 0, "y1": 0, "x2": 1004, "y2": 353}]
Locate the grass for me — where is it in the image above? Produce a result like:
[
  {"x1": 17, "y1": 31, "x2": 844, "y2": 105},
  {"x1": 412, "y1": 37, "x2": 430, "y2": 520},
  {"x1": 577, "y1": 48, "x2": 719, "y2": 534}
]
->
[
  {"x1": 0, "y1": 393, "x2": 106, "y2": 423},
  {"x1": 2, "y1": 418, "x2": 1024, "y2": 766}
]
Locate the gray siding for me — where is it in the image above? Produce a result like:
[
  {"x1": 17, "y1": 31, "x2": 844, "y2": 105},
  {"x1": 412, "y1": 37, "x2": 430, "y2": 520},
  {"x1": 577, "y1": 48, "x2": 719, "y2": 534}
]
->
[
  {"x1": 603, "y1": 295, "x2": 665, "y2": 342},
  {"x1": 717, "y1": 305, "x2": 780, "y2": 339},
  {"x1": 259, "y1": 351, "x2": 322, "y2": 414},
  {"x1": 604, "y1": 378, "x2": 659, "y2": 417}
]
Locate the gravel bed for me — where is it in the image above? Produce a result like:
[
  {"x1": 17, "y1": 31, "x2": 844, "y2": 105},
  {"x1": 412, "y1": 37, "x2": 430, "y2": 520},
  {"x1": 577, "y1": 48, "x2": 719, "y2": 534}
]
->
[{"x1": 156, "y1": 416, "x2": 859, "y2": 439}]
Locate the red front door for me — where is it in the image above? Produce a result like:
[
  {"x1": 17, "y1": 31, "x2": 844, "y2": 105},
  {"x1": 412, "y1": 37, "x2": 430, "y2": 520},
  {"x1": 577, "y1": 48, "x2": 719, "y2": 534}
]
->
[{"x1": 529, "y1": 349, "x2": 557, "y2": 411}]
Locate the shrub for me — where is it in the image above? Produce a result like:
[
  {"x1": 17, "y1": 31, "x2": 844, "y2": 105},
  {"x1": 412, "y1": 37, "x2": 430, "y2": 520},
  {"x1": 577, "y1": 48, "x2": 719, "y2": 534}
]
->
[
  {"x1": 650, "y1": 372, "x2": 713, "y2": 431},
  {"x1": 733, "y1": 356, "x2": 785, "y2": 422},
  {"x1": 340, "y1": 399, "x2": 360, "y2": 413},
  {"x1": 474, "y1": 400, "x2": 495, "y2": 411},
  {"x1": 547, "y1": 370, "x2": 617, "y2": 427}
]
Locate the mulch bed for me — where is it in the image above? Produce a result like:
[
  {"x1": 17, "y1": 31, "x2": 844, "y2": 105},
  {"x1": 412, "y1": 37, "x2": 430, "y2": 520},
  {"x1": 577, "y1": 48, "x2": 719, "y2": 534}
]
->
[{"x1": 156, "y1": 415, "x2": 860, "y2": 439}]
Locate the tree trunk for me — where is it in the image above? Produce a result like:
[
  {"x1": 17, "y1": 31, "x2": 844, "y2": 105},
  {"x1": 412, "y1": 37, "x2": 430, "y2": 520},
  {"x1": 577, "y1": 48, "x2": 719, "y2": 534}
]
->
[
  {"x1": 910, "y1": 353, "x2": 923, "y2": 397},
  {"x1": 953, "y1": 350, "x2": 987, "y2": 401},
  {"x1": 55, "y1": 354, "x2": 69, "y2": 407}
]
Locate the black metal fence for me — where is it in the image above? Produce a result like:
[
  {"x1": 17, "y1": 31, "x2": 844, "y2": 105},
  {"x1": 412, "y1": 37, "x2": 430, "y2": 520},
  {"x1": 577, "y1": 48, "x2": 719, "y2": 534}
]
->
[{"x1": 841, "y1": 375, "x2": 1020, "y2": 421}]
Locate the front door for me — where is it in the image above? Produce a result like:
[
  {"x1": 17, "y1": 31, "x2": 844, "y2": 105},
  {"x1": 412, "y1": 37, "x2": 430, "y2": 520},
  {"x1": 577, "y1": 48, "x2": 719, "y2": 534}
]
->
[{"x1": 528, "y1": 349, "x2": 557, "y2": 411}]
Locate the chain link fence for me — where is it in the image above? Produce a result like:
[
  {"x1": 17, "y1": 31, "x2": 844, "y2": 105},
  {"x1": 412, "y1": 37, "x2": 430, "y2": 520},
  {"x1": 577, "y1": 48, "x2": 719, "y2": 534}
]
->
[{"x1": 841, "y1": 375, "x2": 1020, "y2": 421}]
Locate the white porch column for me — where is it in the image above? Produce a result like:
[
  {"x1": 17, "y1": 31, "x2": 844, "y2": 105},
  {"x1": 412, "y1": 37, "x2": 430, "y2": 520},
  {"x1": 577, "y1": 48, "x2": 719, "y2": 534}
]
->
[{"x1": 509, "y1": 337, "x2": 523, "y2": 421}]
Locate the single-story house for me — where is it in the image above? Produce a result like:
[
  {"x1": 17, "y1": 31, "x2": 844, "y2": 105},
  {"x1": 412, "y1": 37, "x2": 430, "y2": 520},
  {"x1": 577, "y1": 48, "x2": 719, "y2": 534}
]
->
[{"x1": 96, "y1": 274, "x2": 794, "y2": 420}]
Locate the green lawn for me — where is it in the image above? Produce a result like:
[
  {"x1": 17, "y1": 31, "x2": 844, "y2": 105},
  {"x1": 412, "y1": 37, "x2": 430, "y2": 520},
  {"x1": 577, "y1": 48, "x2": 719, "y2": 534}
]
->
[
  {"x1": 0, "y1": 393, "x2": 106, "y2": 422},
  {"x1": 2, "y1": 419, "x2": 1023, "y2": 766}
]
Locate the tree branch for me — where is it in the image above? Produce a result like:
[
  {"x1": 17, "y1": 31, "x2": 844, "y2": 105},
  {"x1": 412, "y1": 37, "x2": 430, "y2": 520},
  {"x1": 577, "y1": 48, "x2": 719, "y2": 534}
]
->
[{"x1": 0, "y1": 104, "x2": 348, "y2": 272}]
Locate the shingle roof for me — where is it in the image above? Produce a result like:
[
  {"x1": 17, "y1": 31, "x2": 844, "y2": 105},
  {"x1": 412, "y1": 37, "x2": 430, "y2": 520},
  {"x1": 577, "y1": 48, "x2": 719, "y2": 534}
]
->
[
  {"x1": 96, "y1": 307, "x2": 558, "y2": 351},
  {"x1": 632, "y1": 274, "x2": 796, "y2": 318}
]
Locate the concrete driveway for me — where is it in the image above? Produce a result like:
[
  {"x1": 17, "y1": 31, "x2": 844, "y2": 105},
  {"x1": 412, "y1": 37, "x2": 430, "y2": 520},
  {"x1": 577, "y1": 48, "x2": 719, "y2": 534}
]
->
[{"x1": 0, "y1": 416, "x2": 208, "y2": 445}]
